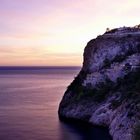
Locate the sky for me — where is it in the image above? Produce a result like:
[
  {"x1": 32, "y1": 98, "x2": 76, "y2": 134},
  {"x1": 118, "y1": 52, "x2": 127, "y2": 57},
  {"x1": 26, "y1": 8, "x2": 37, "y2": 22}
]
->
[{"x1": 0, "y1": 0, "x2": 140, "y2": 66}]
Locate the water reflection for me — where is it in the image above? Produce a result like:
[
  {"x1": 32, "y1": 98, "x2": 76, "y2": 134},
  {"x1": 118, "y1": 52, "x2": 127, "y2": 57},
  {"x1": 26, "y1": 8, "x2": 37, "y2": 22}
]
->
[
  {"x1": 59, "y1": 120, "x2": 112, "y2": 140},
  {"x1": 0, "y1": 68, "x2": 112, "y2": 140}
]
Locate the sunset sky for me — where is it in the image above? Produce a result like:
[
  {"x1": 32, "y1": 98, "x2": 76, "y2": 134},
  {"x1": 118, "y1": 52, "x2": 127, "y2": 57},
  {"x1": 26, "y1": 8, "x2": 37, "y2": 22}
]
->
[{"x1": 0, "y1": 0, "x2": 140, "y2": 66}]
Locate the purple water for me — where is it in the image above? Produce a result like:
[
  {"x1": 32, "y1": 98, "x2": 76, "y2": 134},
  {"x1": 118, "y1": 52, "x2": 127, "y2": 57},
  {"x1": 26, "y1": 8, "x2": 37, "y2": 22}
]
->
[{"x1": 0, "y1": 67, "x2": 112, "y2": 140}]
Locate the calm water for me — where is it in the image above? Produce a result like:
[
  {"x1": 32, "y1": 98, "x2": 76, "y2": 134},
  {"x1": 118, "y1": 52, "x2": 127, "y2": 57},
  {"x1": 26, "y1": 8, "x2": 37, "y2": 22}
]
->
[{"x1": 0, "y1": 67, "x2": 112, "y2": 140}]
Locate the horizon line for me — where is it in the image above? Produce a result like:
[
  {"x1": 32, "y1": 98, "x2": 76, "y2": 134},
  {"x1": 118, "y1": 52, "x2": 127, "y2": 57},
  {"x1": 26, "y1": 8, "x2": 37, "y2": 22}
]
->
[{"x1": 0, "y1": 65, "x2": 81, "y2": 67}]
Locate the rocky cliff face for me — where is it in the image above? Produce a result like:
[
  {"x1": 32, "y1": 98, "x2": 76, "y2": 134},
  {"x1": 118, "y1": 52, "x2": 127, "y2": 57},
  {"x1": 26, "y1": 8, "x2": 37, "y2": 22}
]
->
[{"x1": 58, "y1": 27, "x2": 140, "y2": 140}]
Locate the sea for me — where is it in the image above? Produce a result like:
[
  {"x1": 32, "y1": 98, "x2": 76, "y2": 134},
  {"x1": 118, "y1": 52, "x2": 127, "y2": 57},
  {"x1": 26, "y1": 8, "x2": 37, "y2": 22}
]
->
[{"x1": 0, "y1": 66, "x2": 112, "y2": 140}]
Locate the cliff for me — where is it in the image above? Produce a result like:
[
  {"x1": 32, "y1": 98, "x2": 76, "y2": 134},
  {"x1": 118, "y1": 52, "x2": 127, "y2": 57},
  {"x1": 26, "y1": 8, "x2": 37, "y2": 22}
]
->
[{"x1": 58, "y1": 26, "x2": 140, "y2": 140}]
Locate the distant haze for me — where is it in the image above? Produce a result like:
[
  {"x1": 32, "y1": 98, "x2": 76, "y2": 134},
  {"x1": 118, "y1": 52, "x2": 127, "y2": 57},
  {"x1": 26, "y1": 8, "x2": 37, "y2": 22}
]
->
[{"x1": 0, "y1": 0, "x2": 140, "y2": 66}]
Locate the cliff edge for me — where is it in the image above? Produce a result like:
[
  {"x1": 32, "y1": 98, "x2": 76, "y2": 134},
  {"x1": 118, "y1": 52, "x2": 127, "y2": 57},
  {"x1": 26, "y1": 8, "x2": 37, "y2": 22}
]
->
[{"x1": 58, "y1": 26, "x2": 140, "y2": 140}]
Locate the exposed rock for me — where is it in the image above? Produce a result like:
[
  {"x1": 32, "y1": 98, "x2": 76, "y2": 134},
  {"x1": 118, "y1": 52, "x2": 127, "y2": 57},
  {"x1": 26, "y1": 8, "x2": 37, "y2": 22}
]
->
[{"x1": 58, "y1": 26, "x2": 140, "y2": 140}]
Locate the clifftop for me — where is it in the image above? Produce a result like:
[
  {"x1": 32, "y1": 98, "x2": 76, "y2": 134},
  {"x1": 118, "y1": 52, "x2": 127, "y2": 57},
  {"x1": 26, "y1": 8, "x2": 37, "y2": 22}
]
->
[
  {"x1": 105, "y1": 25, "x2": 140, "y2": 35},
  {"x1": 59, "y1": 26, "x2": 140, "y2": 140}
]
